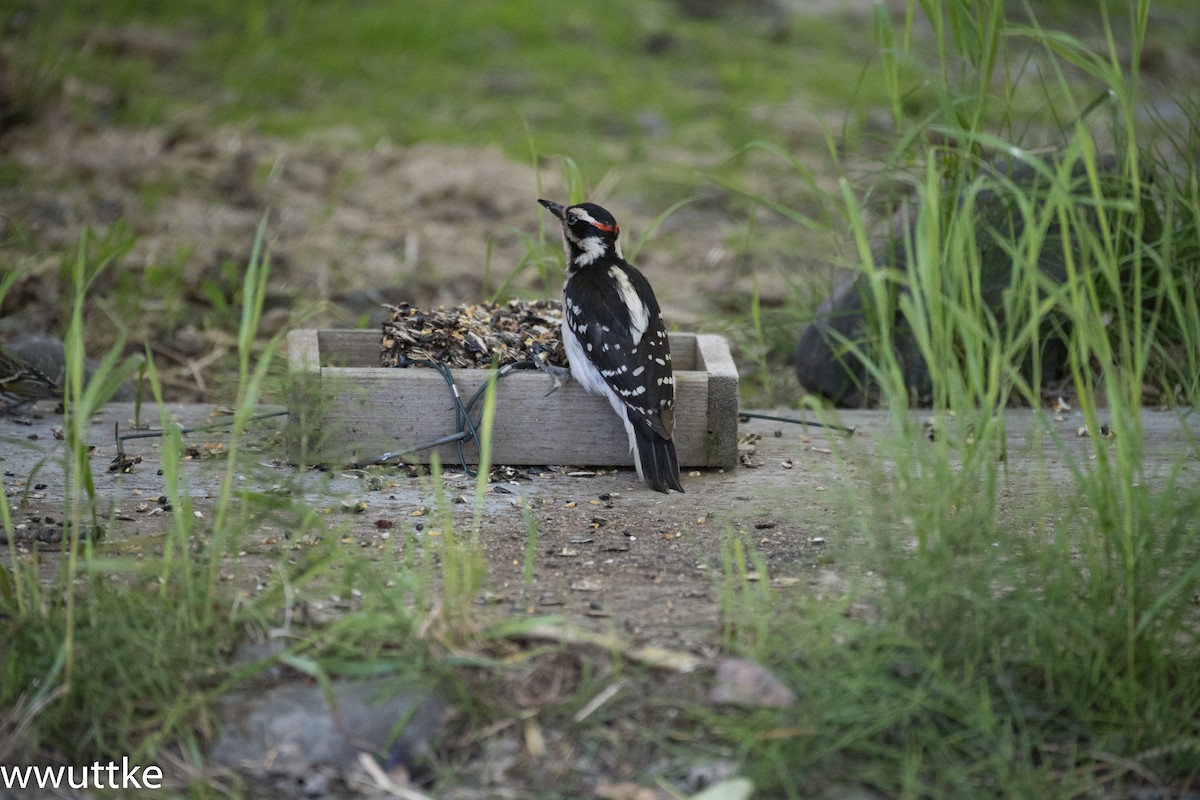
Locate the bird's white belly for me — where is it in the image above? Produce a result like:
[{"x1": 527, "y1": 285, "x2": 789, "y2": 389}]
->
[
  {"x1": 562, "y1": 322, "x2": 637, "y2": 454},
  {"x1": 563, "y1": 320, "x2": 610, "y2": 396}
]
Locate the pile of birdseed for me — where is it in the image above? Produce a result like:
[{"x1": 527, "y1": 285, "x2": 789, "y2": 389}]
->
[{"x1": 380, "y1": 299, "x2": 568, "y2": 369}]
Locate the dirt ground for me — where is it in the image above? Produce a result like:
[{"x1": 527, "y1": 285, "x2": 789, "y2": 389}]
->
[
  {"x1": 6, "y1": 401, "x2": 1197, "y2": 655},
  {"x1": 0, "y1": 109, "x2": 827, "y2": 401},
  {"x1": 2, "y1": 401, "x2": 849, "y2": 645}
]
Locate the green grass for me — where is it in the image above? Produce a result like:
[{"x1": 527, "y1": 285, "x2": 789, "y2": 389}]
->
[
  {"x1": 3, "y1": 0, "x2": 1200, "y2": 797},
  {"x1": 700, "y1": 1, "x2": 1200, "y2": 796},
  {"x1": 0, "y1": 221, "x2": 463, "y2": 774},
  {"x1": 8, "y1": 0, "x2": 888, "y2": 186}
]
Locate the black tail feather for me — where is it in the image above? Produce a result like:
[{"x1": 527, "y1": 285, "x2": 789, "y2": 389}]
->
[{"x1": 630, "y1": 412, "x2": 683, "y2": 493}]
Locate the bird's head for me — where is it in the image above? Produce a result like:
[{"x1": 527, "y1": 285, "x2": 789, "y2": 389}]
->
[{"x1": 538, "y1": 199, "x2": 623, "y2": 268}]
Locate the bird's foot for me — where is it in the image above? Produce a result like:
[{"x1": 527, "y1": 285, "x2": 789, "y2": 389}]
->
[{"x1": 533, "y1": 356, "x2": 572, "y2": 397}]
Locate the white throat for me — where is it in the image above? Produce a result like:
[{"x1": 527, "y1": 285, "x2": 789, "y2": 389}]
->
[{"x1": 569, "y1": 235, "x2": 622, "y2": 268}]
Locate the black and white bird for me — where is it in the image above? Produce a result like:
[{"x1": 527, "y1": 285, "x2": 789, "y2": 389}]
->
[{"x1": 538, "y1": 199, "x2": 683, "y2": 493}]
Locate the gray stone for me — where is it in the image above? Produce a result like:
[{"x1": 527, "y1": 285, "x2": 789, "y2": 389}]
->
[
  {"x1": 6, "y1": 335, "x2": 137, "y2": 402},
  {"x1": 795, "y1": 155, "x2": 1160, "y2": 406},
  {"x1": 209, "y1": 678, "x2": 445, "y2": 788},
  {"x1": 709, "y1": 657, "x2": 796, "y2": 708}
]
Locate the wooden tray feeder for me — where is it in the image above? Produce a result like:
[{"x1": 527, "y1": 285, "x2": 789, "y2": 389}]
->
[{"x1": 286, "y1": 329, "x2": 739, "y2": 468}]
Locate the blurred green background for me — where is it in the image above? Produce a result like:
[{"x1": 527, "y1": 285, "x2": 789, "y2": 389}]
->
[{"x1": 5, "y1": 0, "x2": 890, "y2": 176}]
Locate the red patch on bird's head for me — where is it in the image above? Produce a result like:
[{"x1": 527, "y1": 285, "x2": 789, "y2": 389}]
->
[{"x1": 570, "y1": 202, "x2": 621, "y2": 238}]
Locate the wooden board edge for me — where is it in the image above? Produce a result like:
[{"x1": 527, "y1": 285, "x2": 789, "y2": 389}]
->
[
  {"x1": 286, "y1": 329, "x2": 322, "y2": 373},
  {"x1": 695, "y1": 334, "x2": 740, "y2": 468},
  {"x1": 694, "y1": 334, "x2": 738, "y2": 378}
]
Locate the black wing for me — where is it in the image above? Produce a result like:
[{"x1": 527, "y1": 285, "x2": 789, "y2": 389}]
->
[{"x1": 564, "y1": 262, "x2": 676, "y2": 439}]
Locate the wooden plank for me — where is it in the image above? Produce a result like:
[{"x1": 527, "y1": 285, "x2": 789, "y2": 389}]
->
[
  {"x1": 286, "y1": 329, "x2": 322, "y2": 373},
  {"x1": 288, "y1": 329, "x2": 735, "y2": 467},
  {"x1": 669, "y1": 334, "x2": 698, "y2": 370},
  {"x1": 311, "y1": 367, "x2": 708, "y2": 466},
  {"x1": 695, "y1": 334, "x2": 740, "y2": 467},
  {"x1": 317, "y1": 330, "x2": 379, "y2": 367}
]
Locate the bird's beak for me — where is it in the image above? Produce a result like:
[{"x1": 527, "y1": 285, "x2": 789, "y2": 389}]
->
[{"x1": 538, "y1": 198, "x2": 565, "y2": 220}]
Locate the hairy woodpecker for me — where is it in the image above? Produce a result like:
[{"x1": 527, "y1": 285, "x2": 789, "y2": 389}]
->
[{"x1": 538, "y1": 198, "x2": 683, "y2": 493}]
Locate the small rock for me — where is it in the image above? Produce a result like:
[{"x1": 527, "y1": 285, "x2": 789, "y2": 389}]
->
[
  {"x1": 709, "y1": 657, "x2": 796, "y2": 709},
  {"x1": 210, "y1": 678, "x2": 445, "y2": 787},
  {"x1": 690, "y1": 777, "x2": 754, "y2": 800},
  {"x1": 593, "y1": 779, "x2": 674, "y2": 800}
]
